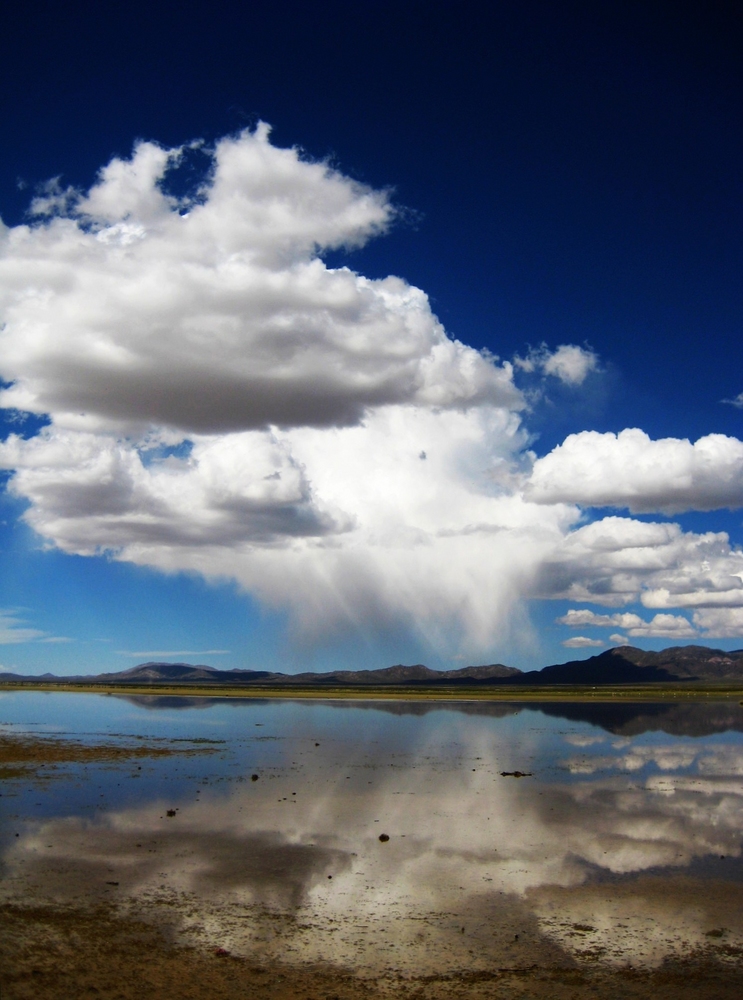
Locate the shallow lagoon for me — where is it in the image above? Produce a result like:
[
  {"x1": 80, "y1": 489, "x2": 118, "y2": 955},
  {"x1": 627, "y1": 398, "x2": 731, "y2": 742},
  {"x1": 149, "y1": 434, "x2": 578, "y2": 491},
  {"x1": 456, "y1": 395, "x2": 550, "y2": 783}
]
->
[{"x1": 2, "y1": 692, "x2": 743, "y2": 982}]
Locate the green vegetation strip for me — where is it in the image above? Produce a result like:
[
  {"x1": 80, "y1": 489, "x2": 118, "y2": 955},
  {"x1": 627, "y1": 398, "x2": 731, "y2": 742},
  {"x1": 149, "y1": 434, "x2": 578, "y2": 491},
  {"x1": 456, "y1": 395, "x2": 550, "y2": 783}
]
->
[{"x1": 2, "y1": 680, "x2": 743, "y2": 702}]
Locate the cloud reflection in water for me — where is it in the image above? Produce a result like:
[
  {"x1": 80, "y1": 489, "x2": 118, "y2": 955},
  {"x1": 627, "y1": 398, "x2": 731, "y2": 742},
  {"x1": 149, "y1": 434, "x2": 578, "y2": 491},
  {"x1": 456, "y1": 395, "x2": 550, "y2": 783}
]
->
[{"x1": 3, "y1": 699, "x2": 743, "y2": 973}]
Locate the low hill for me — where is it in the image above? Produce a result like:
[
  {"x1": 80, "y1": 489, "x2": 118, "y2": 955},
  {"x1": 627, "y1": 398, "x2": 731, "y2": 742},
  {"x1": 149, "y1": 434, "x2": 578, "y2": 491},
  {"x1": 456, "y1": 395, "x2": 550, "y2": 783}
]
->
[{"x1": 98, "y1": 662, "x2": 274, "y2": 683}]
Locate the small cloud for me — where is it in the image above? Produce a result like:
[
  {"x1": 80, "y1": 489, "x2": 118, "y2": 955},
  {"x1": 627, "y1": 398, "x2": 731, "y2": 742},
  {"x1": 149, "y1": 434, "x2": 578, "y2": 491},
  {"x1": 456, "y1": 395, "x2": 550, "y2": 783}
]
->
[
  {"x1": 557, "y1": 608, "x2": 697, "y2": 638},
  {"x1": 39, "y1": 636, "x2": 73, "y2": 643},
  {"x1": 514, "y1": 343, "x2": 599, "y2": 386},
  {"x1": 116, "y1": 649, "x2": 231, "y2": 657},
  {"x1": 721, "y1": 392, "x2": 743, "y2": 409},
  {"x1": 609, "y1": 633, "x2": 629, "y2": 644},
  {"x1": 542, "y1": 345, "x2": 599, "y2": 385},
  {"x1": 561, "y1": 636, "x2": 605, "y2": 648},
  {"x1": 558, "y1": 609, "x2": 617, "y2": 627}
]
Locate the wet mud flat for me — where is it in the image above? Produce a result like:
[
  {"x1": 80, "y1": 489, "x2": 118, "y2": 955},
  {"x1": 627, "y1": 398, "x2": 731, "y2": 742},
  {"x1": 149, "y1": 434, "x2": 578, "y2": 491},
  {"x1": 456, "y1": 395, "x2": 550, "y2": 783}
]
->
[
  {"x1": 0, "y1": 731, "x2": 221, "y2": 780},
  {"x1": 3, "y1": 902, "x2": 743, "y2": 1000}
]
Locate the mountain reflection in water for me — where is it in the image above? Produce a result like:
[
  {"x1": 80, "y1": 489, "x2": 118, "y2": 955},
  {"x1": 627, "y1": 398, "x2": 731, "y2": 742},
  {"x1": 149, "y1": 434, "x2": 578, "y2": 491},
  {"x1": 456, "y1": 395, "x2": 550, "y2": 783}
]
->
[
  {"x1": 1, "y1": 692, "x2": 742, "y2": 974},
  {"x1": 120, "y1": 694, "x2": 743, "y2": 737}
]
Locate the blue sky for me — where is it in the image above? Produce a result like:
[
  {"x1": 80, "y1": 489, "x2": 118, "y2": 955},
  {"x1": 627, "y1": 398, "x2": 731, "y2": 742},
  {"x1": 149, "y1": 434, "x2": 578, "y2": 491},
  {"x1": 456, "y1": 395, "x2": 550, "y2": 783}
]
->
[{"x1": 1, "y1": 1, "x2": 743, "y2": 675}]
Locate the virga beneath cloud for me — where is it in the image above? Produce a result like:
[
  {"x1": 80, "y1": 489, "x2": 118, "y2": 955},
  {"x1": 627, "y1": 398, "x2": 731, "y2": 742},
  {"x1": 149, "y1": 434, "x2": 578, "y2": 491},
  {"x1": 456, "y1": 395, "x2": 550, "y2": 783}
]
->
[{"x1": 1, "y1": 125, "x2": 743, "y2": 650}]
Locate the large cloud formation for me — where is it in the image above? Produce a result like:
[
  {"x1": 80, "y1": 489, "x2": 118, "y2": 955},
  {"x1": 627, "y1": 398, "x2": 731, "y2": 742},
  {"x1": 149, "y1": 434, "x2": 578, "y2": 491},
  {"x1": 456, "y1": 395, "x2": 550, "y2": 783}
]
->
[
  {"x1": 1, "y1": 126, "x2": 743, "y2": 649},
  {"x1": 0, "y1": 125, "x2": 518, "y2": 434}
]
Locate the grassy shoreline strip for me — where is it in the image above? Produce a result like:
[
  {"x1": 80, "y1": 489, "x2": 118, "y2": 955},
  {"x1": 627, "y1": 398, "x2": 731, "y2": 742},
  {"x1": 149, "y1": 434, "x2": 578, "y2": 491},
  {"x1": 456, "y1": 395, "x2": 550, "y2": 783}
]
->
[{"x1": 1, "y1": 680, "x2": 743, "y2": 702}]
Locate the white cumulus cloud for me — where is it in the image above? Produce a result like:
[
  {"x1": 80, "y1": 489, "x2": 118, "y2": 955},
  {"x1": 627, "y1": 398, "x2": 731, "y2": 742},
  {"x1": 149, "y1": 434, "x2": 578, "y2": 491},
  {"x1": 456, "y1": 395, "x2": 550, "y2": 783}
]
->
[
  {"x1": 557, "y1": 608, "x2": 697, "y2": 638},
  {"x1": 2, "y1": 128, "x2": 743, "y2": 655},
  {"x1": 692, "y1": 607, "x2": 743, "y2": 639},
  {"x1": 527, "y1": 429, "x2": 743, "y2": 514},
  {"x1": 0, "y1": 124, "x2": 519, "y2": 437},
  {"x1": 537, "y1": 516, "x2": 743, "y2": 611}
]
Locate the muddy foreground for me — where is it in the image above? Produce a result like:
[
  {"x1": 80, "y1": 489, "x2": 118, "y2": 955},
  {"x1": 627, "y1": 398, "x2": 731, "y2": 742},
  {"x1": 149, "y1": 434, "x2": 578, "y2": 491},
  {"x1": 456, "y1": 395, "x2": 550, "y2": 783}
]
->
[{"x1": 2, "y1": 902, "x2": 742, "y2": 1000}]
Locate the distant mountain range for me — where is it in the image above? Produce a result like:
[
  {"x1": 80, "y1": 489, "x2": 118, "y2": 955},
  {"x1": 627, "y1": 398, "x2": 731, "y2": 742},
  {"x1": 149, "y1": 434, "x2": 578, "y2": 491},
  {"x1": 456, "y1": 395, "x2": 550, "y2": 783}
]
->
[
  {"x1": 3, "y1": 644, "x2": 743, "y2": 686},
  {"x1": 1, "y1": 661, "x2": 520, "y2": 686}
]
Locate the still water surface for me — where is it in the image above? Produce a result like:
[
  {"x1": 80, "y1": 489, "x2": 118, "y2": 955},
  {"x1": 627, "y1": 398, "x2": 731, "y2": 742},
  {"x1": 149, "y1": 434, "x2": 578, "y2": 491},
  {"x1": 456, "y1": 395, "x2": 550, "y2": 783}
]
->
[{"x1": 2, "y1": 692, "x2": 743, "y2": 974}]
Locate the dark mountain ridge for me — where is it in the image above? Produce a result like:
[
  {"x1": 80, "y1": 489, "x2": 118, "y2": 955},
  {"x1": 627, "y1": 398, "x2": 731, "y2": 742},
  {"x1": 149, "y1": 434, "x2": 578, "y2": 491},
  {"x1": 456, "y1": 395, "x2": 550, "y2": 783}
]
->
[
  {"x1": 513, "y1": 645, "x2": 743, "y2": 685},
  {"x1": 101, "y1": 661, "x2": 521, "y2": 685},
  {"x1": 2, "y1": 645, "x2": 743, "y2": 686}
]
